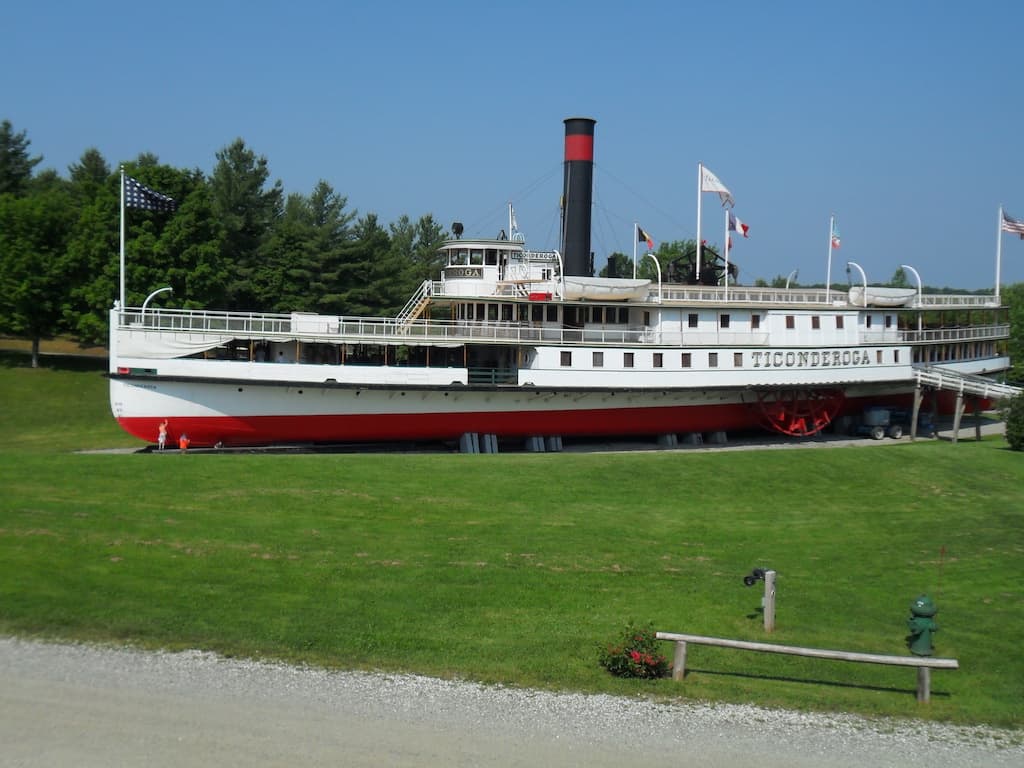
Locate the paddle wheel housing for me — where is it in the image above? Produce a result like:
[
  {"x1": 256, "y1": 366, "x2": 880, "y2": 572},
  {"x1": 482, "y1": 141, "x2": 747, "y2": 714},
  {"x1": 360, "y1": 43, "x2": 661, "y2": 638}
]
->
[{"x1": 750, "y1": 388, "x2": 846, "y2": 437}]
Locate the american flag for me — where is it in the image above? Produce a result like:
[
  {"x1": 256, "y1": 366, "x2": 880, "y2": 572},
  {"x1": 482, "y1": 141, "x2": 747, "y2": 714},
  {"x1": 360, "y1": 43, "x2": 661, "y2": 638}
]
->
[
  {"x1": 1002, "y1": 210, "x2": 1024, "y2": 239},
  {"x1": 125, "y1": 175, "x2": 177, "y2": 212}
]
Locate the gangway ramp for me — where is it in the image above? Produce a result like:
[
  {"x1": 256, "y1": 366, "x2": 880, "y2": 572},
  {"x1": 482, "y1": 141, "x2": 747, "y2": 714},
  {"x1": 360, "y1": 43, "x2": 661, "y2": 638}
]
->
[
  {"x1": 911, "y1": 366, "x2": 1021, "y2": 442},
  {"x1": 913, "y1": 367, "x2": 1021, "y2": 401}
]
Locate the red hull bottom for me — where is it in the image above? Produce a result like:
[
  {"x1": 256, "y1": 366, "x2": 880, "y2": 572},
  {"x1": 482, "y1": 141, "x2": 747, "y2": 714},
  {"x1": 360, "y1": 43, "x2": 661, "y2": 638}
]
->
[
  {"x1": 118, "y1": 391, "x2": 990, "y2": 449},
  {"x1": 120, "y1": 401, "x2": 761, "y2": 448}
]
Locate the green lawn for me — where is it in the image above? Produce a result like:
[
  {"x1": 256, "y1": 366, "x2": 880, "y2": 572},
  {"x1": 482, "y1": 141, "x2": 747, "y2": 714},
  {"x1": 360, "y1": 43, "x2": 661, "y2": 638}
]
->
[{"x1": 0, "y1": 350, "x2": 1022, "y2": 727}]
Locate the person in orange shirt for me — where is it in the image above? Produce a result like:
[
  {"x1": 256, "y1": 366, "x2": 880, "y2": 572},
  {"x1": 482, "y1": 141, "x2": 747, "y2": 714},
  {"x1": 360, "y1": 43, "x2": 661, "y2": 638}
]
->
[{"x1": 178, "y1": 433, "x2": 190, "y2": 452}]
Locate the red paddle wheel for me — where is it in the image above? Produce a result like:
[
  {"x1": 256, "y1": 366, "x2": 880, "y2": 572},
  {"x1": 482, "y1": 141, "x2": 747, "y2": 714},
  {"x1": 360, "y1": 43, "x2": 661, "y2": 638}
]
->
[{"x1": 750, "y1": 388, "x2": 846, "y2": 437}]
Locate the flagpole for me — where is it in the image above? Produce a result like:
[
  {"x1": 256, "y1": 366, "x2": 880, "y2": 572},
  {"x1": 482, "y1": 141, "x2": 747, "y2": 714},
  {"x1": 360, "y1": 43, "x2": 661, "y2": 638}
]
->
[
  {"x1": 696, "y1": 163, "x2": 703, "y2": 283},
  {"x1": 995, "y1": 205, "x2": 1003, "y2": 304},
  {"x1": 723, "y1": 209, "x2": 730, "y2": 301},
  {"x1": 119, "y1": 166, "x2": 126, "y2": 309},
  {"x1": 633, "y1": 223, "x2": 638, "y2": 279},
  {"x1": 825, "y1": 213, "x2": 834, "y2": 305}
]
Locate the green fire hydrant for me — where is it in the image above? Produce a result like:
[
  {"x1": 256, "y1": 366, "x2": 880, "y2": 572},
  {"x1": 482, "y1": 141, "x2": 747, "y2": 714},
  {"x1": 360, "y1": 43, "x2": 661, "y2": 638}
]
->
[{"x1": 907, "y1": 594, "x2": 938, "y2": 656}]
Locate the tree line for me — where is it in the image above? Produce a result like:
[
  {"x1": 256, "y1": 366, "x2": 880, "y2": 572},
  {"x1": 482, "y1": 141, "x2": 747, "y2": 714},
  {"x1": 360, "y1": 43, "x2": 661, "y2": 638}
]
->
[{"x1": 0, "y1": 119, "x2": 448, "y2": 363}]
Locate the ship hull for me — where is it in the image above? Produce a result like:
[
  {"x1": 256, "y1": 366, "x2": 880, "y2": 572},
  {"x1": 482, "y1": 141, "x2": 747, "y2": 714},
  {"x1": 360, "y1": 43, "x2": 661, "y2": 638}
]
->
[{"x1": 110, "y1": 376, "x2": 942, "y2": 448}]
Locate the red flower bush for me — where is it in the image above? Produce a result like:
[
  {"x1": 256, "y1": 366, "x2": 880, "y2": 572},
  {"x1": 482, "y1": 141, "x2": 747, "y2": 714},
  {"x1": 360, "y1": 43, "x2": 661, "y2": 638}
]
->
[{"x1": 598, "y1": 622, "x2": 669, "y2": 679}]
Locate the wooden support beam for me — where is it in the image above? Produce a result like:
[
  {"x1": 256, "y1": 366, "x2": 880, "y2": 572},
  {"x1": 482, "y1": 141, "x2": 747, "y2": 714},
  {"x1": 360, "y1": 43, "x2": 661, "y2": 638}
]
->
[{"x1": 911, "y1": 384, "x2": 923, "y2": 441}]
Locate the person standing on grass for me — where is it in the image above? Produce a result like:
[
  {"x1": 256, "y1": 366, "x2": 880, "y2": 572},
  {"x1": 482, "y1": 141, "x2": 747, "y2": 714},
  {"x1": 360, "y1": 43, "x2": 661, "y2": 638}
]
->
[
  {"x1": 178, "y1": 433, "x2": 190, "y2": 452},
  {"x1": 157, "y1": 420, "x2": 168, "y2": 451}
]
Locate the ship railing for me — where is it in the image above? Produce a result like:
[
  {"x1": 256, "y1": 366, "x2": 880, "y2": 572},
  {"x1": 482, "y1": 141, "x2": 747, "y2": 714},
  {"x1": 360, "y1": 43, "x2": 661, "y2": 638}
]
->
[
  {"x1": 859, "y1": 324, "x2": 1009, "y2": 345},
  {"x1": 120, "y1": 307, "x2": 295, "y2": 334},
  {"x1": 898, "y1": 324, "x2": 1010, "y2": 343},
  {"x1": 652, "y1": 285, "x2": 1000, "y2": 308}
]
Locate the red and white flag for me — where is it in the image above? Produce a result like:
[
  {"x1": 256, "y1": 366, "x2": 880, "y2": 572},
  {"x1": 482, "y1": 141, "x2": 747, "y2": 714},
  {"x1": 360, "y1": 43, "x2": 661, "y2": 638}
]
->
[{"x1": 1002, "y1": 210, "x2": 1024, "y2": 239}]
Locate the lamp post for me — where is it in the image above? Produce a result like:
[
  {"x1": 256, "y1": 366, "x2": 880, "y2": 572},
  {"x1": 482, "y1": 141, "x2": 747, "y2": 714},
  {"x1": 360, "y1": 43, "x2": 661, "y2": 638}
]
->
[
  {"x1": 643, "y1": 252, "x2": 663, "y2": 303},
  {"x1": 900, "y1": 263, "x2": 923, "y2": 333},
  {"x1": 847, "y1": 262, "x2": 867, "y2": 307},
  {"x1": 141, "y1": 286, "x2": 173, "y2": 324}
]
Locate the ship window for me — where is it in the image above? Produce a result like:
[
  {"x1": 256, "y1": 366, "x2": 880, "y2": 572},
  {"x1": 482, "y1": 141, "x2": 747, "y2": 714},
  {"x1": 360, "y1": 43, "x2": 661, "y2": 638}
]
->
[
  {"x1": 531, "y1": 304, "x2": 543, "y2": 322},
  {"x1": 518, "y1": 305, "x2": 529, "y2": 322},
  {"x1": 894, "y1": 349, "x2": 900, "y2": 363},
  {"x1": 866, "y1": 316, "x2": 873, "y2": 328},
  {"x1": 653, "y1": 353, "x2": 663, "y2": 368},
  {"x1": 624, "y1": 352, "x2": 635, "y2": 368},
  {"x1": 688, "y1": 313, "x2": 698, "y2": 328},
  {"x1": 811, "y1": 316, "x2": 820, "y2": 330},
  {"x1": 720, "y1": 314, "x2": 730, "y2": 328},
  {"x1": 485, "y1": 249, "x2": 498, "y2": 266},
  {"x1": 751, "y1": 314, "x2": 760, "y2": 329},
  {"x1": 681, "y1": 352, "x2": 692, "y2": 368},
  {"x1": 561, "y1": 351, "x2": 572, "y2": 366},
  {"x1": 734, "y1": 352, "x2": 743, "y2": 367},
  {"x1": 643, "y1": 311, "x2": 651, "y2": 326},
  {"x1": 592, "y1": 306, "x2": 603, "y2": 324},
  {"x1": 547, "y1": 305, "x2": 558, "y2": 322},
  {"x1": 488, "y1": 304, "x2": 498, "y2": 322},
  {"x1": 618, "y1": 307, "x2": 629, "y2": 324},
  {"x1": 454, "y1": 249, "x2": 469, "y2": 265},
  {"x1": 786, "y1": 315, "x2": 795, "y2": 329},
  {"x1": 836, "y1": 315, "x2": 845, "y2": 329},
  {"x1": 470, "y1": 249, "x2": 484, "y2": 265},
  {"x1": 876, "y1": 350, "x2": 883, "y2": 363},
  {"x1": 501, "y1": 304, "x2": 513, "y2": 322},
  {"x1": 593, "y1": 351, "x2": 604, "y2": 367},
  {"x1": 709, "y1": 352, "x2": 719, "y2": 368},
  {"x1": 885, "y1": 315, "x2": 893, "y2": 328},
  {"x1": 477, "y1": 303, "x2": 485, "y2": 320}
]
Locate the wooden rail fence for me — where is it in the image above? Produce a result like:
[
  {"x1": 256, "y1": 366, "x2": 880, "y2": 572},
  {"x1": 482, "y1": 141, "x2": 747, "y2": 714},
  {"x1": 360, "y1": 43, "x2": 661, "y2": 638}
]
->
[{"x1": 656, "y1": 631, "x2": 959, "y2": 703}]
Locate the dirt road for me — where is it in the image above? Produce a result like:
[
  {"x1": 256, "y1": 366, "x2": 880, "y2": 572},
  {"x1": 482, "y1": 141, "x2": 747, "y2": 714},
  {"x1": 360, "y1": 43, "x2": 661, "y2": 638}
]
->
[{"x1": 1, "y1": 637, "x2": 1019, "y2": 767}]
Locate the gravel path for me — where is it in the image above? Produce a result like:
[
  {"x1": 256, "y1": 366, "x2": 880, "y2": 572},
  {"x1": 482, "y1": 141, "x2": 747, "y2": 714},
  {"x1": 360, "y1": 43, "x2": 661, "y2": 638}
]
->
[{"x1": 1, "y1": 637, "x2": 1019, "y2": 767}]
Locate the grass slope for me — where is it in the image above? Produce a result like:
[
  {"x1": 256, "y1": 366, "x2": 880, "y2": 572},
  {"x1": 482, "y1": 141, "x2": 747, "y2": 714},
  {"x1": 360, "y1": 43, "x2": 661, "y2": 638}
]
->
[{"x1": 0, "y1": 351, "x2": 1021, "y2": 727}]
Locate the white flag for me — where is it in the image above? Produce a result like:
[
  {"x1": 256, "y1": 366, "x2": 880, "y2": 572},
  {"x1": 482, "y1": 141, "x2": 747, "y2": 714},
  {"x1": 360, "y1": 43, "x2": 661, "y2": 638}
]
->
[{"x1": 701, "y1": 166, "x2": 734, "y2": 208}]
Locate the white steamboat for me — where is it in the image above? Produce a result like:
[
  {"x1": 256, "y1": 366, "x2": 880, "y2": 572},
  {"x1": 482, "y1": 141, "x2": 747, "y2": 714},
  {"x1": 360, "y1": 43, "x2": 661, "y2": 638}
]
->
[{"x1": 108, "y1": 119, "x2": 1015, "y2": 449}]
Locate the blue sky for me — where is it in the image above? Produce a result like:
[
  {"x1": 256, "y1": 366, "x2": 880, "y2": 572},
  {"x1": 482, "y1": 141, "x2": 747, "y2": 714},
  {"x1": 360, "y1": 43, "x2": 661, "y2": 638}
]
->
[{"x1": 4, "y1": 1, "x2": 1022, "y2": 289}]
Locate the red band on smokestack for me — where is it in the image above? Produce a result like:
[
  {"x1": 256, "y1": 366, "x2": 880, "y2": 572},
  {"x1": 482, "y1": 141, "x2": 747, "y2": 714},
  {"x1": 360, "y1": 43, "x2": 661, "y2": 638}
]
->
[{"x1": 564, "y1": 134, "x2": 594, "y2": 162}]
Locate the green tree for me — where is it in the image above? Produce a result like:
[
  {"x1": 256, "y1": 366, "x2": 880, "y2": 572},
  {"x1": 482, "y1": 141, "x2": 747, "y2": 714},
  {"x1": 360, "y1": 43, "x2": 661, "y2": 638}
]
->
[
  {"x1": 600, "y1": 252, "x2": 633, "y2": 278},
  {"x1": 388, "y1": 213, "x2": 446, "y2": 291},
  {"x1": 68, "y1": 148, "x2": 111, "y2": 202},
  {"x1": 889, "y1": 267, "x2": 909, "y2": 288},
  {"x1": 1003, "y1": 282, "x2": 1024, "y2": 384},
  {"x1": 1002, "y1": 392, "x2": 1024, "y2": 451},
  {"x1": 209, "y1": 139, "x2": 283, "y2": 309},
  {"x1": 0, "y1": 120, "x2": 43, "y2": 196},
  {"x1": 0, "y1": 185, "x2": 77, "y2": 365},
  {"x1": 332, "y1": 213, "x2": 404, "y2": 316},
  {"x1": 154, "y1": 176, "x2": 228, "y2": 310}
]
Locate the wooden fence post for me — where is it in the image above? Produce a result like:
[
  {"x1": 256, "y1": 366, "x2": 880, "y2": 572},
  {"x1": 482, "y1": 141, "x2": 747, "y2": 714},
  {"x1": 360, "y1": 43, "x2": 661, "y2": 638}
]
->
[
  {"x1": 917, "y1": 667, "x2": 931, "y2": 703},
  {"x1": 672, "y1": 640, "x2": 688, "y2": 681},
  {"x1": 764, "y1": 570, "x2": 776, "y2": 633}
]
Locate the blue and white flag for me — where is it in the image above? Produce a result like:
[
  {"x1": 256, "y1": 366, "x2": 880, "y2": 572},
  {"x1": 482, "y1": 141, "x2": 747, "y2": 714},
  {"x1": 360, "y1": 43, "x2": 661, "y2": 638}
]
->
[{"x1": 125, "y1": 175, "x2": 177, "y2": 212}]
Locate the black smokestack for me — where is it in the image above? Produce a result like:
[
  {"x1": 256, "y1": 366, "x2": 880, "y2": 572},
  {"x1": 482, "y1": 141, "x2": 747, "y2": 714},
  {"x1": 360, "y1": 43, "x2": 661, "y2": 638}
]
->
[{"x1": 561, "y1": 117, "x2": 596, "y2": 277}]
